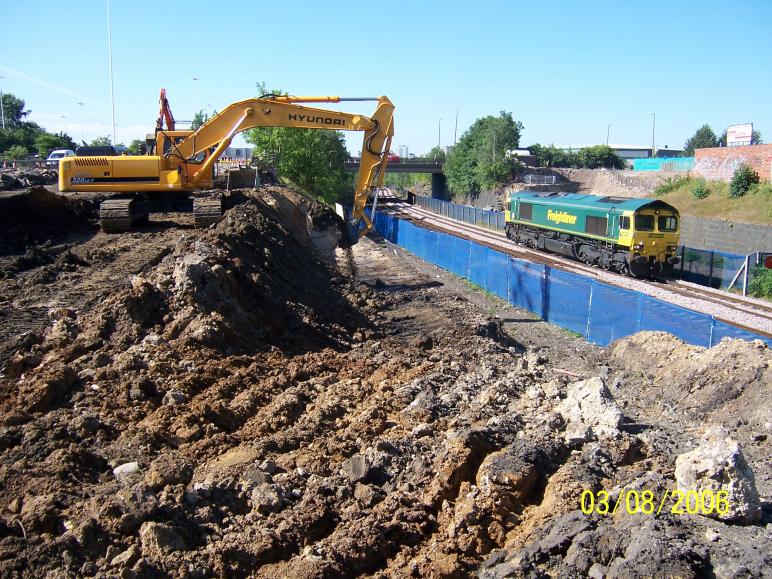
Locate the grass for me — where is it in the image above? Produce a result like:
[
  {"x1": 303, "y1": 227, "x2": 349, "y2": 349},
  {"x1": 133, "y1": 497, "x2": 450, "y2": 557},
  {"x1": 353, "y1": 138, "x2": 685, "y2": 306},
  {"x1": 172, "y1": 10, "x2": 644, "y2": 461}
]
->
[{"x1": 651, "y1": 178, "x2": 772, "y2": 225}]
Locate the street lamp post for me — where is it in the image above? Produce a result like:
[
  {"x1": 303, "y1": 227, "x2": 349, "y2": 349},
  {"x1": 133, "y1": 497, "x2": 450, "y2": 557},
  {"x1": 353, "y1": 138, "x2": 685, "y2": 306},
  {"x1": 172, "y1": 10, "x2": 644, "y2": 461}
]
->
[
  {"x1": 77, "y1": 102, "x2": 84, "y2": 143},
  {"x1": 651, "y1": 112, "x2": 656, "y2": 157},
  {"x1": 606, "y1": 123, "x2": 612, "y2": 146},
  {"x1": 0, "y1": 75, "x2": 6, "y2": 130},
  {"x1": 106, "y1": 0, "x2": 116, "y2": 145},
  {"x1": 438, "y1": 117, "x2": 443, "y2": 150}
]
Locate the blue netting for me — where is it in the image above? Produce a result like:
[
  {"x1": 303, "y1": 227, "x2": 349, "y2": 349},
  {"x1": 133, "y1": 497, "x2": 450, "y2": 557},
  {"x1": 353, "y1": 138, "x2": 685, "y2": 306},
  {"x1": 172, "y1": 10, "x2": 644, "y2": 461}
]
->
[
  {"x1": 508, "y1": 258, "x2": 545, "y2": 318},
  {"x1": 469, "y1": 244, "x2": 488, "y2": 288},
  {"x1": 711, "y1": 320, "x2": 772, "y2": 348},
  {"x1": 486, "y1": 249, "x2": 509, "y2": 299},
  {"x1": 587, "y1": 282, "x2": 642, "y2": 346},
  {"x1": 545, "y1": 268, "x2": 592, "y2": 337},
  {"x1": 639, "y1": 296, "x2": 713, "y2": 347},
  {"x1": 435, "y1": 231, "x2": 456, "y2": 272},
  {"x1": 399, "y1": 220, "x2": 418, "y2": 254},
  {"x1": 418, "y1": 227, "x2": 437, "y2": 262},
  {"x1": 448, "y1": 236, "x2": 471, "y2": 277},
  {"x1": 377, "y1": 212, "x2": 770, "y2": 349}
]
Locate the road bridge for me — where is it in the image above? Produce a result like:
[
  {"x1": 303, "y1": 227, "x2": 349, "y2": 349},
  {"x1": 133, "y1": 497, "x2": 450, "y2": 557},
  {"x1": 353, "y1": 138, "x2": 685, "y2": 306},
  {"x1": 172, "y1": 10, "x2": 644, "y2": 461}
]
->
[{"x1": 343, "y1": 158, "x2": 448, "y2": 197}]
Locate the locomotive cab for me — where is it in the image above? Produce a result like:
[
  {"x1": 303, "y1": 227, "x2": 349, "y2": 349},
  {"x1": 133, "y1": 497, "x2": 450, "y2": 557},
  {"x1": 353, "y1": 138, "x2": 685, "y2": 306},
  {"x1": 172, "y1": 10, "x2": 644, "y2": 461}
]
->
[{"x1": 626, "y1": 203, "x2": 680, "y2": 276}]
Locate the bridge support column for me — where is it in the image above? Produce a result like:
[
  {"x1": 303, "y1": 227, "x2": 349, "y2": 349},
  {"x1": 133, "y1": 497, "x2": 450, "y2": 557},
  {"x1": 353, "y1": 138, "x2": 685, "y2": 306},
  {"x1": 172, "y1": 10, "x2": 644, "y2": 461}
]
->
[{"x1": 431, "y1": 173, "x2": 448, "y2": 200}]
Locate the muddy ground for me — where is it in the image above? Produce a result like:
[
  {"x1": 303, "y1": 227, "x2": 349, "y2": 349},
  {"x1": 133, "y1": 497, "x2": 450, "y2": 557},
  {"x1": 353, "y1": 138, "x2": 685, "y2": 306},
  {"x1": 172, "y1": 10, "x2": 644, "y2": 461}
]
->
[{"x1": 0, "y1": 186, "x2": 769, "y2": 578}]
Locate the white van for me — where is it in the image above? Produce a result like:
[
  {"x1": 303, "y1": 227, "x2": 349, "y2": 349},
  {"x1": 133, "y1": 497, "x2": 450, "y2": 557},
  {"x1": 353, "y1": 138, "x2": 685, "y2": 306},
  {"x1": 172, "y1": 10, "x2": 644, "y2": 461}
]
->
[{"x1": 46, "y1": 149, "x2": 76, "y2": 168}]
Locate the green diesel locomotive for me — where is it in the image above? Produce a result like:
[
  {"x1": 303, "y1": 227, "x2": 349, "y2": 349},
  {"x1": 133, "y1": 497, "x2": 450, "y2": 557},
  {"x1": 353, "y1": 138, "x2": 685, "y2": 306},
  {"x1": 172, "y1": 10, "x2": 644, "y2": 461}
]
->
[{"x1": 505, "y1": 192, "x2": 680, "y2": 277}]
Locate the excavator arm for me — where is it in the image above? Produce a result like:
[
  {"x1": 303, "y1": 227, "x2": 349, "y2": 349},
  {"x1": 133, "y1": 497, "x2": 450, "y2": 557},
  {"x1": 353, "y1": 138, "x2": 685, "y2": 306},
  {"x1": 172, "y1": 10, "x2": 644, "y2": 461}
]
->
[
  {"x1": 169, "y1": 95, "x2": 394, "y2": 236},
  {"x1": 156, "y1": 88, "x2": 175, "y2": 131}
]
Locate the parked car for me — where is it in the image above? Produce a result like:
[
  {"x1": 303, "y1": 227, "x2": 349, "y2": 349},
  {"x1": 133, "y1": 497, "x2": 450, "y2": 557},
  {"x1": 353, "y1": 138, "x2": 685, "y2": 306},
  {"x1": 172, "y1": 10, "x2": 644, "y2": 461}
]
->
[{"x1": 46, "y1": 149, "x2": 76, "y2": 168}]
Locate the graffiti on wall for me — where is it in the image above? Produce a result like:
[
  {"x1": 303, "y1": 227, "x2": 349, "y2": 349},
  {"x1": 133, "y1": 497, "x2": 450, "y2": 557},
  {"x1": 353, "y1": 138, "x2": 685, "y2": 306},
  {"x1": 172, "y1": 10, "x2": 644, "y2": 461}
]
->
[{"x1": 692, "y1": 154, "x2": 745, "y2": 181}]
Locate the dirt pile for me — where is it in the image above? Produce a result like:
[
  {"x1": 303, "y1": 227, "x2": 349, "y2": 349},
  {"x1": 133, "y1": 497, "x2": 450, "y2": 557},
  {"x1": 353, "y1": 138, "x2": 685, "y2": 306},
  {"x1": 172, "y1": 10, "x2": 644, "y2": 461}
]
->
[
  {"x1": 0, "y1": 167, "x2": 58, "y2": 192},
  {"x1": 0, "y1": 188, "x2": 768, "y2": 577},
  {"x1": 0, "y1": 187, "x2": 98, "y2": 255}
]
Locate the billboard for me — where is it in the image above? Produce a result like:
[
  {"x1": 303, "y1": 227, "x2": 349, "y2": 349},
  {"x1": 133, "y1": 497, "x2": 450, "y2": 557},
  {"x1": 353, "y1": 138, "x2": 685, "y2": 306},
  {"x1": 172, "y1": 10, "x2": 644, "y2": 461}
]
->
[{"x1": 727, "y1": 123, "x2": 753, "y2": 146}]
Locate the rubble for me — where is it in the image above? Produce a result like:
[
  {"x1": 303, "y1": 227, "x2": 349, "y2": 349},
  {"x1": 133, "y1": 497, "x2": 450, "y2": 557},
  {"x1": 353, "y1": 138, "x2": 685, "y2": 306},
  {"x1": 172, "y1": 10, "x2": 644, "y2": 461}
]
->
[
  {"x1": 675, "y1": 429, "x2": 762, "y2": 523},
  {"x1": 0, "y1": 186, "x2": 768, "y2": 577}
]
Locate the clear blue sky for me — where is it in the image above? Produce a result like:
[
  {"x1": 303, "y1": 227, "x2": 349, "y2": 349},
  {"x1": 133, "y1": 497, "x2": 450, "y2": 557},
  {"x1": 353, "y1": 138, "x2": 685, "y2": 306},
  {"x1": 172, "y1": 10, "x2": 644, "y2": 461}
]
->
[{"x1": 2, "y1": 0, "x2": 770, "y2": 155}]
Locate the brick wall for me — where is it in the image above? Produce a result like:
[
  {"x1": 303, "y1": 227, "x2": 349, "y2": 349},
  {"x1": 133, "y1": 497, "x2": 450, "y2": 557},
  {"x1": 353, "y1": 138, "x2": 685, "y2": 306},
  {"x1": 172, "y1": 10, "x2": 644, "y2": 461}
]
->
[
  {"x1": 692, "y1": 144, "x2": 772, "y2": 182},
  {"x1": 680, "y1": 216, "x2": 772, "y2": 254}
]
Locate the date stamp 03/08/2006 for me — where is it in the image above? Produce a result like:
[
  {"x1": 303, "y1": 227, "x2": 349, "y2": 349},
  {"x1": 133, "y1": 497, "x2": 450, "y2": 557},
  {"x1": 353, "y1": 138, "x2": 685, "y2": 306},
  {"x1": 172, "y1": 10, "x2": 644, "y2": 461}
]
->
[{"x1": 579, "y1": 489, "x2": 731, "y2": 517}]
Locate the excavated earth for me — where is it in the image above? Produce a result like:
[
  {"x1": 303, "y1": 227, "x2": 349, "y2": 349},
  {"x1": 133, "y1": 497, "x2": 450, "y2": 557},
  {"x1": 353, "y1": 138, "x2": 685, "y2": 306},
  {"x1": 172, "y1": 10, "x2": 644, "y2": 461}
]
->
[{"x1": 0, "y1": 186, "x2": 769, "y2": 578}]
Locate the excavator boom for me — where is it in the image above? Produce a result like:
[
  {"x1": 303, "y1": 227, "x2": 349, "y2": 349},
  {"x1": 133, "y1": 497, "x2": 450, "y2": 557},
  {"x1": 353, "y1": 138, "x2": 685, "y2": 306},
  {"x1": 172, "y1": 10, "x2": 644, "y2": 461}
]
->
[{"x1": 59, "y1": 94, "x2": 395, "y2": 237}]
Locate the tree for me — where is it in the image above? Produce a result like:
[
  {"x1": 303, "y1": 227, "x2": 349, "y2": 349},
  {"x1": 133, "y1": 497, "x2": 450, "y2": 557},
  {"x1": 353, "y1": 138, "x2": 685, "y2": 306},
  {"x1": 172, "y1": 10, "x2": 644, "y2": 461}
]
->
[
  {"x1": 683, "y1": 124, "x2": 718, "y2": 155},
  {"x1": 127, "y1": 139, "x2": 146, "y2": 155},
  {"x1": 4, "y1": 145, "x2": 29, "y2": 160},
  {"x1": 244, "y1": 82, "x2": 351, "y2": 204},
  {"x1": 90, "y1": 135, "x2": 112, "y2": 147},
  {"x1": 527, "y1": 143, "x2": 571, "y2": 167},
  {"x1": 34, "y1": 131, "x2": 76, "y2": 157},
  {"x1": 190, "y1": 109, "x2": 209, "y2": 130},
  {"x1": 444, "y1": 111, "x2": 524, "y2": 197},
  {"x1": 425, "y1": 146, "x2": 446, "y2": 161},
  {"x1": 575, "y1": 145, "x2": 626, "y2": 169},
  {"x1": 0, "y1": 94, "x2": 29, "y2": 128},
  {"x1": 718, "y1": 129, "x2": 763, "y2": 146},
  {"x1": 729, "y1": 163, "x2": 759, "y2": 198}
]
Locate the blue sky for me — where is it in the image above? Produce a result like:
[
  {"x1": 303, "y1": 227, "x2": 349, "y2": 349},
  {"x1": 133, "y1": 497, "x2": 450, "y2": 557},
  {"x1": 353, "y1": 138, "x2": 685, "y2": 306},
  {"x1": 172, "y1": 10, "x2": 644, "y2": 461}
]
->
[{"x1": 2, "y1": 0, "x2": 770, "y2": 155}]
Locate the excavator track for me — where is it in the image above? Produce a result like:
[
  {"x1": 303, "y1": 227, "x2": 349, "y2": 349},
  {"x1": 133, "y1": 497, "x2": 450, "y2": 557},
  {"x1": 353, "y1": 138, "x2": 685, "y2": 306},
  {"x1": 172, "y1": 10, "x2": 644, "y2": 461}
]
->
[
  {"x1": 100, "y1": 198, "x2": 145, "y2": 233},
  {"x1": 193, "y1": 197, "x2": 223, "y2": 228}
]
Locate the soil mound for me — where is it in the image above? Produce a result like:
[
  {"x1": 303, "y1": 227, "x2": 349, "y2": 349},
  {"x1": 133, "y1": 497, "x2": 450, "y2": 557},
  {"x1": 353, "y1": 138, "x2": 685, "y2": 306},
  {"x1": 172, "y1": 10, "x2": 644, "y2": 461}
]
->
[
  {"x1": 609, "y1": 331, "x2": 771, "y2": 438},
  {"x1": 0, "y1": 186, "x2": 97, "y2": 255}
]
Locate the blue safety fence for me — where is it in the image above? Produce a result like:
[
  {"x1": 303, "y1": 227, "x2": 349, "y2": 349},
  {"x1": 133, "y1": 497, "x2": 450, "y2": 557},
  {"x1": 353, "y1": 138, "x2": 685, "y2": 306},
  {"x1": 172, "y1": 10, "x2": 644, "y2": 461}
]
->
[
  {"x1": 412, "y1": 194, "x2": 762, "y2": 293},
  {"x1": 416, "y1": 195, "x2": 506, "y2": 231},
  {"x1": 632, "y1": 157, "x2": 695, "y2": 171},
  {"x1": 372, "y1": 211, "x2": 772, "y2": 349}
]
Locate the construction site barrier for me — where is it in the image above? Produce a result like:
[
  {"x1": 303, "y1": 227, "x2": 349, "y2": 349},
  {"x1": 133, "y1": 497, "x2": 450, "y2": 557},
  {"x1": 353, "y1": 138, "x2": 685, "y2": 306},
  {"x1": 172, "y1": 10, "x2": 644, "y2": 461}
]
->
[
  {"x1": 412, "y1": 194, "x2": 764, "y2": 293},
  {"x1": 372, "y1": 211, "x2": 772, "y2": 349}
]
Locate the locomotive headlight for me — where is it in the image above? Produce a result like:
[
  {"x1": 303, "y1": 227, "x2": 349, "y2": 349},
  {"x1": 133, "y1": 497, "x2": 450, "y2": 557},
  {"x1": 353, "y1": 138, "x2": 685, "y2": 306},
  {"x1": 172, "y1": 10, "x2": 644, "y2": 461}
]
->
[
  {"x1": 667, "y1": 245, "x2": 677, "y2": 252},
  {"x1": 633, "y1": 241, "x2": 644, "y2": 249}
]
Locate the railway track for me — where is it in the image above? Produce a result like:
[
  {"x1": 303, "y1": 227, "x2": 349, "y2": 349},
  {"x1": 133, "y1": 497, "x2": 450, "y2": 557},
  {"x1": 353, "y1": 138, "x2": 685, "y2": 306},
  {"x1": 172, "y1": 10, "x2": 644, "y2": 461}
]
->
[{"x1": 378, "y1": 199, "x2": 772, "y2": 338}]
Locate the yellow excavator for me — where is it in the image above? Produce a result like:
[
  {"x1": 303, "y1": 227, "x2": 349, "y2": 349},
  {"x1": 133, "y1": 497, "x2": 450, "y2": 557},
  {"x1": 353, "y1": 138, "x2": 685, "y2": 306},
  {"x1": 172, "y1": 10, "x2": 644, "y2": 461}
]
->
[{"x1": 59, "y1": 93, "x2": 395, "y2": 237}]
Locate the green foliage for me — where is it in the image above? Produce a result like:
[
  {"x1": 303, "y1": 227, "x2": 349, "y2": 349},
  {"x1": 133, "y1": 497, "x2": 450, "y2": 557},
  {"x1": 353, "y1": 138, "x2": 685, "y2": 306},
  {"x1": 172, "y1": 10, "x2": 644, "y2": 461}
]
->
[
  {"x1": 245, "y1": 82, "x2": 352, "y2": 204},
  {"x1": 575, "y1": 145, "x2": 626, "y2": 169},
  {"x1": 5, "y1": 144, "x2": 28, "y2": 160},
  {"x1": 527, "y1": 143, "x2": 625, "y2": 169},
  {"x1": 0, "y1": 94, "x2": 29, "y2": 127},
  {"x1": 445, "y1": 111, "x2": 523, "y2": 197},
  {"x1": 425, "y1": 146, "x2": 445, "y2": 161},
  {"x1": 383, "y1": 172, "x2": 430, "y2": 189},
  {"x1": 683, "y1": 124, "x2": 718, "y2": 155},
  {"x1": 748, "y1": 266, "x2": 772, "y2": 299},
  {"x1": 127, "y1": 139, "x2": 145, "y2": 155},
  {"x1": 191, "y1": 110, "x2": 209, "y2": 131},
  {"x1": 527, "y1": 143, "x2": 570, "y2": 167},
  {"x1": 690, "y1": 179, "x2": 710, "y2": 199},
  {"x1": 89, "y1": 135, "x2": 112, "y2": 147},
  {"x1": 34, "y1": 131, "x2": 76, "y2": 157},
  {"x1": 244, "y1": 123, "x2": 350, "y2": 204},
  {"x1": 729, "y1": 163, "x2": 759, "y2": 198},
  {"x1": 654, "y1": 175, "x2": 691, "y2": 196}
]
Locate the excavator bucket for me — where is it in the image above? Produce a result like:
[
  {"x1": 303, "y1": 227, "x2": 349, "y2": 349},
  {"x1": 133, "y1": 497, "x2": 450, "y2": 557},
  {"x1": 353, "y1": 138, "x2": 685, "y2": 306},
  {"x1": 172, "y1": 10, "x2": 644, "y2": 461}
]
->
[{"x1": 226, "y1": 166, "x2": 258, "y2": 189}]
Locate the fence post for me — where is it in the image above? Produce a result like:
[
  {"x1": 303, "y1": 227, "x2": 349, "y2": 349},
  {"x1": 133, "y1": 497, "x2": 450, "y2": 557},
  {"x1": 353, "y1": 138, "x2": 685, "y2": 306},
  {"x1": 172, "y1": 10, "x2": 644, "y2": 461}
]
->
[{"x1": 742, "y1": 255, "x2": 750, "y2": 296}]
